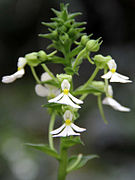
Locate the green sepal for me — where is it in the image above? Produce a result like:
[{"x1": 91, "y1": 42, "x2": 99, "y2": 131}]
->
[
  {"x1": 56, "y1": 74, "x2": 72, "y2": 83},
  {"x1": 25, "y1": 143, "x2": 60, "y2": 160},
  {"x1": 67, "y1": 154, "x2": 99, "y2": 172},
  {"x1": 62, "y1": 136, "x2": 84, "y2": 149},
  {"x1": 74, "y1": 81, "x2": 105, "y2": 96},
  {"x1": 93, "y1": 54, "x2": 112, "y2": 69}
]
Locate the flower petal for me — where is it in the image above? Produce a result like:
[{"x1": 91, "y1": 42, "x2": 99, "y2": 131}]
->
[
  {"x1": 61, "y1": 79, "x2": 70, "y2": 90},
  {"x1": 66, "y1": 126, "x2": 80, "y2": 136},
  {"x1": 50, "y1": 124, "x2": 66, "y2": 135},
  {"x1": 110, "y1": 73, "x2": 132, "y2": 83},
  {"x1": 107, "y1": 59, "x2": 117, "y2": 70},
  {"x1": 52, "y1": 127, "x2": 67, "y2": 137},
  {"x1": 115, "y1": 72, "x2": 130, "y2": 80},
  {"x1": 35, "y1": 84, "x2": 49, "y2": 97},
  {"x1": 102, "y1": 97, "x2": 130, "y2": 112},
  {"x1": 2, "y1": 69, "x2": 25, "y2": 83},
  {"x1": 41, "y1": 72, "x2": 52, "y2": 82},
  {"x1": 101, "y1": 71, "x2": 112, "y2": 79},
  {"x1": 68, "y1": 93, "x2": 83, "y2": 104},
  {"x1": 63, "y1": 110, "x2": 73, "y2": 121},
  {"x1": 17, "y1": 57, "x2": 27, "y2": 68},
  {"x1": 48, "y1": 92, "x2": 64, "y2": 103},
  {"x1": 108, "y1": 85, "x2": 113, "y2": 97},
  {"x1": 56, "y1": 95, "x2": 81, "y2": 108},
  {"x1": 71, "y1": 123, "x2": 86, "y2": 132},
  {"x1": 2, "y1": 74, "x2": 16, "y2": 83}
]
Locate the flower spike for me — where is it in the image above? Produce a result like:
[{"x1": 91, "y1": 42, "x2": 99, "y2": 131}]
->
[
  {"x1": 48, "y1": 79, "x2": 83, "y2": 108},
  {"x1": 50, "y1": 110, "x2": 86, "y2": 137},
  {"x1": 101, "y1": 59, "x2": 132, "y2": 83},
  {"x1": 35, "y1": 72, "x2": 60, "y2": 97},
  {"x1": 2, "y1": 57, "x2": 27, "y2": 83},
  {"x1": 102, "y1": 85, "x2": 130, "y2": 112}
]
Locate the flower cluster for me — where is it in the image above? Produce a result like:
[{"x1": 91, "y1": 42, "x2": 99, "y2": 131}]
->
[{"x1": 101, "y1": 59, "x2": 132, "y2": 111}]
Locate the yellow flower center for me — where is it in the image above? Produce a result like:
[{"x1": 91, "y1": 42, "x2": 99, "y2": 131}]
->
[
  {"x1": 63, "y1": 89, "x2": 69, "y2": 95},
  {"x1": 111, "y1": 68, "x2": 116, "y2": 73},
  {"x1": 18, "y1": 67, "x2": 22, "y2": 71},
  {"x1": 65, "y1": 119, "x2": 71, "y2": 126}
]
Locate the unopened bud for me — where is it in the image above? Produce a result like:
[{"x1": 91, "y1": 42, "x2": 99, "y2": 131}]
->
[
  {"x1": 38, "y1": 50, "x2": 47, "y2": 61},
  {"x1": 81, "y1": 35, "x2": 89, "y2": 46},
  {"x1": 86, "y1": 39, "x2": 101, "y2": 52}
]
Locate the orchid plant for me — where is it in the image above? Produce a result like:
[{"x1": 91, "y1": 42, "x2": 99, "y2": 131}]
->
[{"x1": 2, "y1": 4, "x2": 132, "y2": 180}]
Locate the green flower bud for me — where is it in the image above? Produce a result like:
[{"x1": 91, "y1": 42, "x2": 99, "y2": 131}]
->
[
  {"x1": 93, "y1": 54, "x2": 112, "y2": 69},
  {"x1": 56, "y1": 74, "x2": 72, "y2": 83},
  {"x1": 86, "y1": 39, "x2": 101, "y2": 52},
  {"x1": 25, "y1": 52, "x2": 40, "y2": 67},
  {"x1": 37, "y1": 50, "x2": 47, "y2": 61},
  {"x1": 81, "y1": 35, "x2": 89, "y2": 46}
]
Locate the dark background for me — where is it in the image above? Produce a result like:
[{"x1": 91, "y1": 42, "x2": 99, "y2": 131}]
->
[{"x1": 0, "y1": 0, "x2": 135, "y2": 180}]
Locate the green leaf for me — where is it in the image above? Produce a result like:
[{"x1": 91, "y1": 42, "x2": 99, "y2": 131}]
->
[
  {"x1": 74, "y1": 81, "x2": 105, "y2": 95},
  {"x1": 62, "y1": 136, "x2": 84, "y2": 148},
  {"x1": 64, "y1": 66, "x2": 76, "y2": 75},
  {"x1": 67, "y1": 154, "x2": 99, "y2": 172},
  {"x1": 41, "y1": 79, "x2": 60, "y2": 87},
  {"x1": 25, "y1": 143, "x2": 60, "y2": 160},
  {"x1": 42, "y1": 103, "x2": 62, "y2": 109}
]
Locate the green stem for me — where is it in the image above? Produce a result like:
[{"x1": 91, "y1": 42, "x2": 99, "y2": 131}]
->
[
  {"x1": 72, "y1": 48, "x2": 86, "y2": 70},
  {"x1": 58, "y1": 138, "x2": 68, "y2": 180},
  {"x1": 49, "y1": 112, "x2": 56, "y2": 150},
  {"x1": 104, "y1": 68, "x2": 109, "y2": 96},
  {"x1": 97, "y1": 95, "x2": 108, "y2": 124},
  {"x1": 30, "y1": 66, "x2": 41, "y2": 84},
  {"x1": 41, "y1": 63, "x2": 57, "y2": 83},
  {"x1": 80, "y1": 67, "x2": 99, "y2": 100}
]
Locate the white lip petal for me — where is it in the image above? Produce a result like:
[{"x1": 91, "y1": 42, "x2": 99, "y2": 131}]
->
[
  {"x1": 68, "y1": 93, "x2": 83, "y2": 104},
  {"x1": 35, "y1": 84, "x2": 49, "y2": 97},
  {"x1": 102, "y1": 97, "x2": 130, "y2": 112},
  {"x1": 2, "y1": 69, "x2": 25, "y2": 83},
  {"x1": 115, "y1": 72, "x2": 129, "y2": 80},
  {"x1": 2, "y1": 74, "x2": 16, "y2": 83},
  {"x1": 61, "y1": 79, "x2": 70, "y2": 90},
  {"x1": 52, "y1": 127, "x2": 67, "y2": 137},
  {"x1": 48, "y1": 92, "x2": 64, "y2": 103},
  {"x1": 50, "y1": 124, "x2": 66, "y2": 135},
  {"x1": 110, "y1": 73, "x2": 132, "y2": 83},
  {"x1": 101, "y1": 71, "x2": 112, "y2": 79},
  {"x1": 66, "y1": 126, "x2": 80, "y2": 136},
  {"x1": 107, "y1": 59, "x2": 117, "y2": 70},
  {"x1": 56, "y1": 95, "x2": 81, "y2": 108},
  {"x1": 63, "y1": 110, "x2": 73, "y2": 121},
  {"x1": 71, "y1": 123, "x2": 86, "y2": 132},
  {"x1": 14, "y1": 69, "x2": 25, "y2": 78}
]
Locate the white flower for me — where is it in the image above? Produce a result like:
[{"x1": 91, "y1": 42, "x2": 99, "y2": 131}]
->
[
  {"x1": 48, "y1": 79, "x2": 83, "y2": 108},
  {"x1": 50, "y1": 110, "x2": 86, "y2": 137},
  {"x1": 102, "y1": 85, "x2": 130, "y2": 112},
  {"x1": 2, "y1": 57, "x2": 27, "y2": 83},
  {"x1": 101, "y1": 59, "x2": 132, "y2": 83},
  {"x1": 35, "y1": 72, "x2": 60, "y2": 97}
]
